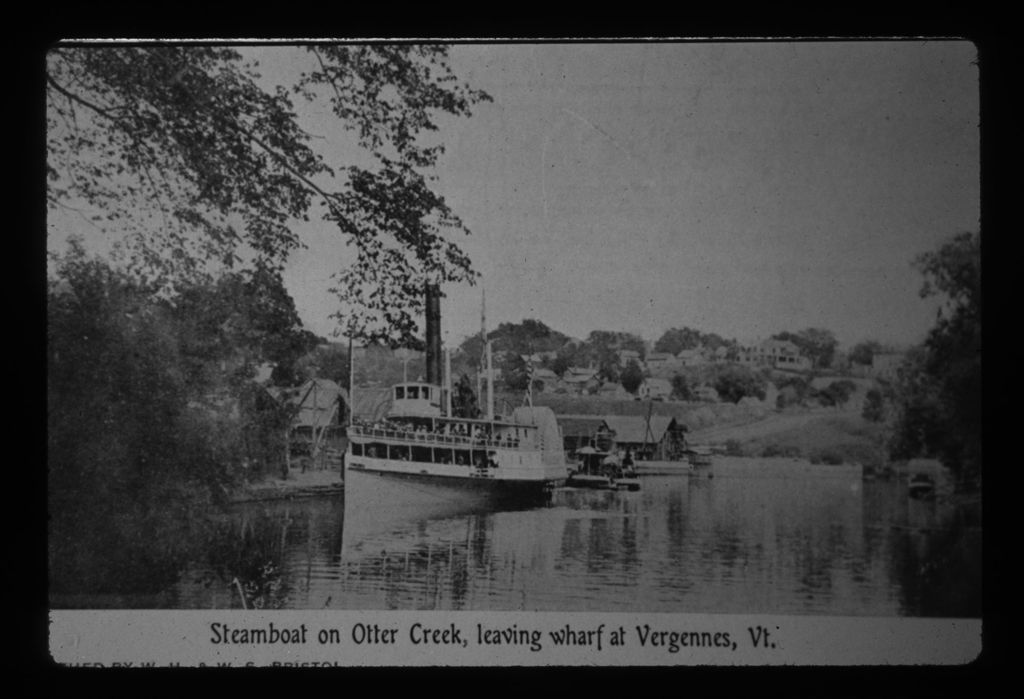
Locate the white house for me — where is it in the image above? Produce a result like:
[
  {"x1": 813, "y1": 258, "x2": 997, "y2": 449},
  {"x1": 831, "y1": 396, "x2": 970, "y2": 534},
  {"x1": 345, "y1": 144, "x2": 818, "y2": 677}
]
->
[{"x1": 638, "y1": 377, "x2": 673, "y2": 401}]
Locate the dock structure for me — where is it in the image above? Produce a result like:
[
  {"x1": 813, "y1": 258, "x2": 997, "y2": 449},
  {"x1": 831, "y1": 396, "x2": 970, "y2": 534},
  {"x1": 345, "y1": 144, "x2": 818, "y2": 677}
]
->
[{"x1": 556, "y1": 414, "x2": 689, "y2": 461}]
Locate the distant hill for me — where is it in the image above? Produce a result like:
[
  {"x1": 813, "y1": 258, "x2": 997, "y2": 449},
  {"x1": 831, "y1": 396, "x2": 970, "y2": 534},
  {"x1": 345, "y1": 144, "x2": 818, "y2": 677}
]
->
[{"x1": 458, "y1": 319, "x2": 570, "y2": 358}]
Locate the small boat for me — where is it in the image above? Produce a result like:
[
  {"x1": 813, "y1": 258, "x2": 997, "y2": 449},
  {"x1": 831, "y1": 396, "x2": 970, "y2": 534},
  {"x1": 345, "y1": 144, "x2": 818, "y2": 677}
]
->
[
  {"x1": 907, "y1": 473, "x2": 936, "y2": 499},
  {"x1": 567, "y1": 447, "x2": 640, "y2": 491}
]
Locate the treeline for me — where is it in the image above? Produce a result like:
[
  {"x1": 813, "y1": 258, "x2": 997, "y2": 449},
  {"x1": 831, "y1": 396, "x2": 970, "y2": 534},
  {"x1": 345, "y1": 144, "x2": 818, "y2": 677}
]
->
[
  {"x1": 866, "y1": 232, "x2": 981, "y2": 488},
  {"x1": 47, "y1": 242, "x2": 325, "y2": 594},
  {"x1": 456, "y1": 318, "x2": 857, "y2": 380}
]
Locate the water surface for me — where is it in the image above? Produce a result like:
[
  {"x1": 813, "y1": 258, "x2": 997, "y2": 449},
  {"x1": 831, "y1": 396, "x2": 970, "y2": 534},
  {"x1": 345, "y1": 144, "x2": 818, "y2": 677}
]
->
[{"x1": 150, "y1": 458, "x2": 979, "y2": 616}]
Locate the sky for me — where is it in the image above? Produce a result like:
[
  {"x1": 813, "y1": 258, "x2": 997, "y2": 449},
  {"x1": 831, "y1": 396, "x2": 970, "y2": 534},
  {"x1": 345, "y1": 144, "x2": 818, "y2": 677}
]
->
[
  {"x1": 276, "y1": 41, "x2": 979, "y2": 350},
  {"x1": 51, "y1": 41, "x2": 980, "y2": 351}
]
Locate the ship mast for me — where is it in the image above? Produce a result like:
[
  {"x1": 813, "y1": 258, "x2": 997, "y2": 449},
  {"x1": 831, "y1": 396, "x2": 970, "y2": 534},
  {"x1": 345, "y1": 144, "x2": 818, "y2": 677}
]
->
[
  {"x1": 444, "y1": 346, "x2": 452, "y2": 417},
  {"x1": 347, "y1": 329, "x2": 354, "y2": 428},
  {"x1": 481, "y1": 288, "x2": 494, "y2": 421}
]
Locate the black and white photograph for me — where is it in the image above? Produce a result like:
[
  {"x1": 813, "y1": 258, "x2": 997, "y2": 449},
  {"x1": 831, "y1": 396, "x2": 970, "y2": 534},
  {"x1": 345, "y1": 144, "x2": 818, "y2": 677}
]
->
[{"x1": 46, "y1": 39, "x2": 981, "y2": 665}]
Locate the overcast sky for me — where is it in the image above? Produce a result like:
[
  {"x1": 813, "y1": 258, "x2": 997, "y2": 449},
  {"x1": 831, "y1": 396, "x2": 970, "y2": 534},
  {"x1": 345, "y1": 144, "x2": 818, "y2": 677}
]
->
[
  {"x1": 276, "y1": 41, "x2": 978, "y2": 350},
  {"x1": 52, "y1": 41, "x2": 980, "y2": 351}
]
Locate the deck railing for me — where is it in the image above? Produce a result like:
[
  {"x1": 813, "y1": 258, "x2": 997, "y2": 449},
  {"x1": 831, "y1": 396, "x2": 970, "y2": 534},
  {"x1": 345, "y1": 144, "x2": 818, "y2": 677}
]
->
[{"x1": 348, "y1": 425, "x2": 520, "y2": 449}]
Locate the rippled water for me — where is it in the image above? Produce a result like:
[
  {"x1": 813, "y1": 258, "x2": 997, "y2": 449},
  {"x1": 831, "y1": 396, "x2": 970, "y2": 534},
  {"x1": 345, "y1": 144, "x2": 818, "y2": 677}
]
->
[{"x1": 157, "y1": 458, "x2": 978, "y2": 615}]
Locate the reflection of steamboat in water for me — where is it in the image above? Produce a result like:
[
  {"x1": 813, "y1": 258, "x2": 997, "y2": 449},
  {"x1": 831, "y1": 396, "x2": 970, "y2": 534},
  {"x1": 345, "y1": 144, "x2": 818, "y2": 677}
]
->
[{"x1": 344, "y1": 286, "x2": 568, "y2": 502}]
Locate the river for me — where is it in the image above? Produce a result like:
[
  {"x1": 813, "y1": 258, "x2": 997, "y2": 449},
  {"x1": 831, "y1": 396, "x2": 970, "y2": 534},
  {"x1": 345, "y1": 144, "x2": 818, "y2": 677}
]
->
[{"x1": 56, "y1": 458, "x2": 980, "y2": 615}]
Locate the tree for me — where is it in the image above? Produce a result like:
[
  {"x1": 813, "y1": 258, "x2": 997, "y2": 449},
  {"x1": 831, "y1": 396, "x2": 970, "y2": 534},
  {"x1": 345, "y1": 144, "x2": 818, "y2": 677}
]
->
[
  {"x1": 890, "y1": 232, "x2": 980, "y2": 486},
  {"x1": 47, "y1": 44, "x2": 491, "y2": 347},
  {"x1": 295, "y1": 343, "x2": 351, "y2": 388},
  {"x1": 654, "y1": 327, "x2": 702, "y2": 355},
  {"x1": 849, "y1": 340, "x2": 884, "y2": 367},
  {"x1": 862, "y1": 387, "x2": 886, "y2": 422},
  {"x1": 817, "y1": 379, "x2": 857, "y2": 409},
  {"x1": 550, "y1": 353, "x2": 571, "y2": 378},
  {"x1": 620, "y1": 360, "x2": 645, "y2": 395},
  {"x1": 456, "y1": 319, "x2": 570, "y2": 370},
  {"x1": 775, "y1": 374, "x2": 810, "y2": 408},
  {"x1": 581, "y1": 330, "x2": 644, "y2": 380},
  {"x1": 48, "y1": 243, "x2": 296, "y2": 593},
  {"x1": 714, "y1": 365, "x2": 767, "y2": 403},
  {"x1": 671, "y1": 373, "x2": 693, "y2": 401},
  {"x1": 500, "y1": 353, "x2": 530, "y2": 392}
]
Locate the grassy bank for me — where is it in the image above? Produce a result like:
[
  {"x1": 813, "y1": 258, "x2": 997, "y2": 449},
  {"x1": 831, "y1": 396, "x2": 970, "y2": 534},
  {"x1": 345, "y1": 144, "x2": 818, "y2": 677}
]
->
[{"x1": 710, "y1": 411, "x2": 888, "y2": 467}]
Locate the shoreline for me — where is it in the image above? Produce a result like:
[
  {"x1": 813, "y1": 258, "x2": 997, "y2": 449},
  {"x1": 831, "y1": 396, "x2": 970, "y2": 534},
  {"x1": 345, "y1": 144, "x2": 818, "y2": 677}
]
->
[{"x1": 229, "y1": 467, "x2": 343, "y2": 503}]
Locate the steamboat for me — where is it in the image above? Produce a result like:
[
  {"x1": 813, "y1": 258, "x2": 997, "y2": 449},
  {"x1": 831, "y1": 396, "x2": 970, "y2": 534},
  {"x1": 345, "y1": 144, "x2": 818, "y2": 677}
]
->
[{"x1": 344, "y1": 286, "x2": 568, "y2": 501}]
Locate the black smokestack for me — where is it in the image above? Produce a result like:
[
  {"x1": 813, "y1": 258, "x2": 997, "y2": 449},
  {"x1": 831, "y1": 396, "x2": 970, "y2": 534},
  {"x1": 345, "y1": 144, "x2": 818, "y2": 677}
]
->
[{"x1": 424, "y1": 283, "x2": 442, "y2": 386}]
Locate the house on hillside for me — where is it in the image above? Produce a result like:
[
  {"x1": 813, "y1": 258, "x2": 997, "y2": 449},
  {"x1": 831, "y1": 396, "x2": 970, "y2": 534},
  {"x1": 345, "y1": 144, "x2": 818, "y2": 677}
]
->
[
  {"x1": 597, "y1": 381, "x2": 631, "y2": 400},
  {"x1": 602, "y1": 415, "x2": 688, "y2": 461},
  {"x1": 522, "y1": 350, "x2": 557, "y2": 365},
  {"x1": 530, "y1": 367, "x2": 560, "y2": 392},
  {"x1": 676, "y1": 348, "x2": 707, "y2": 367},
  {"x1": 739, "y1": 339, "x2": 811, "y2": 372},
  {"x1": 617, "y1": 349, "x2": 642, "y2": 368},
  {"x1": 644, "y1": 352, "x2": 679, "y2": 376},
  {"x1": 562, "y1": 367, "x2": 601, "y2": 395},
  {"x1": 638, "y1": 377, "x2": 673, "y2": 401}
]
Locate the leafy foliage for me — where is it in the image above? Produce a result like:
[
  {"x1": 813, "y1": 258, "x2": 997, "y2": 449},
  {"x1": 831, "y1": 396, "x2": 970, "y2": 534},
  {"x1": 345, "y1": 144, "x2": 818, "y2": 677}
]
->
[
  {"x1": 774, "y1": 374, "x2": 811, "y2": 408},
  {"x1": 653, "y1": 327, "x2": 702, "y2": 355},
  {"x1": 815, "y1": 379, "x2": 857, "y2": 408},
  {"x1": 620, "y1": 360, "x2": 645, "y2": 395},
  {"x1": 47, "y1": 44, "x2": 492, "y2": 347},
  {"x1": 849, "y1": 340, "x2": 884, "y2": 367},
  {"x1": 890, "y1": 232, "x2": 981, "y2": 486},
  {"x1": 294, "y1": 343, "x2": 351, "y2": 388},
  {"x1": 862, "y1": 387, "x2": 886, "y2": 422},
  {"x1": 457, "y1": 318, "x2": 571, "y2": 368},
  {"x1": 499, "y1": 352, "x2": 530, "y2": 392},
  {"x1": 713, "y1": 365, "x2": 767, "y2": 403},
  {"x1": 670, "y1": 373, "x2": 693, "y2": 401},
  {"x1": 48, "y1": 244, "x2": 299, "y2": 594}
]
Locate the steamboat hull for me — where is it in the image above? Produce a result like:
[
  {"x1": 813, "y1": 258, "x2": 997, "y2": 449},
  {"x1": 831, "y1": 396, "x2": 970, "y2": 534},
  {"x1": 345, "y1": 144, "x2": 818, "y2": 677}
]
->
[{"x1": 345, "y1": 462, "x2": 557, "y2": 505}]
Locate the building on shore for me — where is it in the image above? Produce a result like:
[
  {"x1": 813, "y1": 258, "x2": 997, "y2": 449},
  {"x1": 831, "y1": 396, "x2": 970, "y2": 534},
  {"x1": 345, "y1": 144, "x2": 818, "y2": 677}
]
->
[
  {"x1": 556, "y1": 413, "x2": 687, "y2": 460},
  {"x1": 601, "y1": 415, "x2": 688, "y2": 461},
  {"x1": 270, "y1": 378, "x2": 348, "y2": 455},
  {"x1": 558, "y1": 415, "x2": 613, "y2": 456}
]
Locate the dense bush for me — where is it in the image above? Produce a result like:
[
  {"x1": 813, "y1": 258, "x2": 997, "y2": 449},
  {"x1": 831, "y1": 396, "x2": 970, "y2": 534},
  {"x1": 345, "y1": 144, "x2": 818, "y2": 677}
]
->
[
  {"x1": 889, "y1": 232, "x2": 981, "y2": 488},
  {"x1": 713, "y1": 365, "x2": 767, "y2": 403},
  {"x1": 48, "y1": 244, "x2": 300, "y2": 594}
]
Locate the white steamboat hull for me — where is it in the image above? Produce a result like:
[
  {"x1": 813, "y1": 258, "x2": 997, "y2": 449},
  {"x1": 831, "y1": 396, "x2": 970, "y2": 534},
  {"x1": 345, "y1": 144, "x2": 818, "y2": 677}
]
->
[{"x1": 345, "y1": 455, "x2": 564, "y2": 502}]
